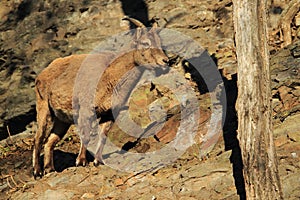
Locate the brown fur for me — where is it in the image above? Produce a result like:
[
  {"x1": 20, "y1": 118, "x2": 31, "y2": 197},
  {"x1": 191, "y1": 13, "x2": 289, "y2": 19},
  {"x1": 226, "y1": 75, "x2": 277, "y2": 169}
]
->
[{"x1": 32, "y1": 19, "x2": 169, "y2": 178}]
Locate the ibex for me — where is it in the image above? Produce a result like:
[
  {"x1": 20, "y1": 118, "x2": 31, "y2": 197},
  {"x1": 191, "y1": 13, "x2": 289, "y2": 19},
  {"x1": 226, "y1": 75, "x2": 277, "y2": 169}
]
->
[{"x1": 32, "y1": 17, "x2": 169, "y2": 178}]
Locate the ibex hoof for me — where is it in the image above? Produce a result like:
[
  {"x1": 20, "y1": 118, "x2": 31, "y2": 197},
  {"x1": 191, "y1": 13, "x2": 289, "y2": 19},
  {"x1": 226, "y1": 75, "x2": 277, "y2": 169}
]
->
[
  {"x1": 44, "y1": 166, "x2": 55, "y2": 175},
  {"x1": 76, "y1": 157, "x2": 87, "y2": 167},
  {"x1": 33, "y1": 168, "x2": 43, "y2": 180},
  {"x1": 93, "y1": 158, "x2": 104, "y2": 167}
]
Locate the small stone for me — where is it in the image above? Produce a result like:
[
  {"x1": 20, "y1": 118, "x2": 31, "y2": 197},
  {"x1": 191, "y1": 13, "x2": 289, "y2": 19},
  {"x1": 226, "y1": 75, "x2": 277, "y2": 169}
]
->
[
  {"x1": 196, "y1": 7, "x2": 214, "y2": 22},
  {"x1": 185, "y1": 73, "x2": 191, "y2": 80},
  {"x1": 291, "y1": 152, "x2": 297, "y2": 158},
  {"x1": 114, "y1": 178, "x2": 124, "y2": 186},
  {"x1": 288, "y1": 132, "x2": 300, "y2": 142},
  {"x1": 81, "y1": 193, "x2": 95, "y2": 199},
  {"x1": 295, "y1": 13, "x2": 300, "y2": 26},
  {"x1": 274, "y1": 135, "x2": 288, "y2": 147},
  {"x1": 292, "y1": 46, "x2": 300, "y2": 58},
  {"x1": 224, "y1": 51, "x2": 233, "y2": 58},
  {"x1": 0, "y1": 183, "x2": 8, "y2": 192},
  {"x1": 278, "y1": 86, "x2": 291, "y2": 99},
  {"x1": 14, "y1": 161, "x2": 23, "y2": 168}
]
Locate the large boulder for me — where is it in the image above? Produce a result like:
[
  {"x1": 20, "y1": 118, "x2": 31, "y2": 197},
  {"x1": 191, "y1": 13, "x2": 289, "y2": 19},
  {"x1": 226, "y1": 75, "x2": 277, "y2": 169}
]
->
[
  {"x1": 0, "y1": 0, "x2": 299, "y2": 141},
  {"x1": 0, "y1": 0, "x2": 127, "y2": 139},
  {"x1": 271, "y1": 40, "x2": 300, "y2": 124}
]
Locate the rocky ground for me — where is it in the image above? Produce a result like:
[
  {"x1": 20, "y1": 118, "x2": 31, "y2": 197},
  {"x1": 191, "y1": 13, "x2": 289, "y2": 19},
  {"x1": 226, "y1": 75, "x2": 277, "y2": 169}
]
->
[{"x1": 0, "y1": 0, "x2": 299, "y2": 199}]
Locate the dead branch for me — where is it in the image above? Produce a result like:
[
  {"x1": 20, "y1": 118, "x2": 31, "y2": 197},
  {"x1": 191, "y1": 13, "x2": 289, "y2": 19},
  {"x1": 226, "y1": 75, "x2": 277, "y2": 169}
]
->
[
  {"x1": 10, "y1": 175, "x2": 18, "y2": 187},
  {"x1": 6, "y1": 125, "x2": 13, "y2": 144},
  {"x1": 278, "y1": 0, "x2": 300, "y2": 47},
  {"x1": 6, "y1": 177, "x2": 14, "y2": 189},
  {"x1": 77, "y1": 174, "x2": 90, "y2": 185}
]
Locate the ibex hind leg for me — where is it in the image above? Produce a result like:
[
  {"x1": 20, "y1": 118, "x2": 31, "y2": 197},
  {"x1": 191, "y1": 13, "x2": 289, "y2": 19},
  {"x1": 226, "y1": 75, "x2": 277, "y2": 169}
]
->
[
  {"x1": 33, "y1": 101, "x2": 54, "y2": 179},
  {"x1": 43, "y1": 118, "x2": 70, "y2": 175}
]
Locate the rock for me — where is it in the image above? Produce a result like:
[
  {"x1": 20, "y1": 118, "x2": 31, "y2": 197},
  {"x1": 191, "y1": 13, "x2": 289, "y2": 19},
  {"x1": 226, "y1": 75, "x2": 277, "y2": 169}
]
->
[
  {"x1": 0, "y1": 0, "x2": 295, "y2": 142},
  {"x1": 274, "y1": 134, "x2": 289, "y2": 147},
  {"x1": 288, "y1": 132, "x2": 300, "y2": 142},
  {"x1": 14, "y1": 161, "x2": 23, "y2": 168},
  {"x1": 292, "y1": 44, "x2": 300, "y2": 58},
  {"x1": 197, "y1": 6, "x2": 215, "y2": 22},
  {"x1": 81, "y1": 193, "x2": 95, "y2": 199},
  {"x1": 291, "y1": 152, "x2": 298, "y2": 158},
  {"x1": 274, "y1": 114, "x2": 300, "y2": 138},
  {"x1": 38, "y1": 189, "x2": 74, "y2": 200},
  {"x1": 0, "y1": 0, "x2": 126, "y2": 140},
  {"x1": 270, "y1": 40, "x2": 300, "y2": 123},
  {"x1": 11, "y1": 191, "x2": 36, "y2": 200},
  {"x1": 47, "y1": 174, "x2": 70, "y2": 187},
  {"x1": 295, "y1": 12, "x2": 300, "y2": 26},
  {"x1": 282, "y1": 172, "x2": 300, "y2": 199},
  {"x1": 185, "y1": 72, "x2": 192, "y2": 79},
  {"x1": 0, "y1": 182, "x2": 8, "y2": 192},
  {"x1": 114, "y1": 178, "x2": 124, "y2": 187}
]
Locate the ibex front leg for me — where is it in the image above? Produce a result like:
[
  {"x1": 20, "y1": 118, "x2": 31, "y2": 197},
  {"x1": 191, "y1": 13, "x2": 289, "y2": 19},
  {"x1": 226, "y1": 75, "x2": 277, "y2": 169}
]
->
[
  {"x1": 76, "y1": 140, "x2": 88, "y2": 167},
  {"x1": 93, "y1": 121, "x2": 113, "y2": 166},
  {"x1": 76, "y1": 121, "x2": 113, "y2": 166}
]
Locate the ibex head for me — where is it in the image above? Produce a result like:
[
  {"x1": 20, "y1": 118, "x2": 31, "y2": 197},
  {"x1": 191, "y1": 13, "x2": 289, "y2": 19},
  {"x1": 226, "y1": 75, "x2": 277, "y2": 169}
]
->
[{"x1": 123, "y1": 17, "x2": 169, "y2": 70}]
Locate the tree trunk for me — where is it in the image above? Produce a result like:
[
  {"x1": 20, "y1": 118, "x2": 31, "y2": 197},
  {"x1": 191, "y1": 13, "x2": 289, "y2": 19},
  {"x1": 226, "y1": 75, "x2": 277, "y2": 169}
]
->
[{"x1": 232, "y1": 0, "x2": 283, "y2": 199}]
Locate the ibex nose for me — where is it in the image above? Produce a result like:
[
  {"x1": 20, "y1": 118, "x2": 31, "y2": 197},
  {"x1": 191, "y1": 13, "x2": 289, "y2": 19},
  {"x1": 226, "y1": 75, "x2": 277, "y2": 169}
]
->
[
  {"x1": 156, "y1": 59, "x2": 168, "y2": 68},
  {"x1": 157, "y1": 56, "x2": 169, "y2": 66},
  {"x1": 156, "y1": 57, "x2": 170, "y2": 73}
]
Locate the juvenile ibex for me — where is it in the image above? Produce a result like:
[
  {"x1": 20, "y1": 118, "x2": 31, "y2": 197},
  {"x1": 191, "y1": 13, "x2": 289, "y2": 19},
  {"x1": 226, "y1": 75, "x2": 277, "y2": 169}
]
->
[{"x1": 33, "y1": 17, "x2": 169, "y2": 178}]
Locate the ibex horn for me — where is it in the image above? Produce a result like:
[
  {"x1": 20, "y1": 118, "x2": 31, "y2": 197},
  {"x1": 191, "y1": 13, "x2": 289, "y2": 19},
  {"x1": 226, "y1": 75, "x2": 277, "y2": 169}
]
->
[{"x1": 123, "y1": 16, "x2": 146, "y2": 28}]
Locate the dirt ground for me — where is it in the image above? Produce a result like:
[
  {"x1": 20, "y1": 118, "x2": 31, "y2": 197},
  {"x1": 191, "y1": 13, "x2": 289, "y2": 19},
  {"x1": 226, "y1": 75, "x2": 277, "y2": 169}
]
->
[{"x1": 0, "y1": 112, "x2": 299, "y2": 199}]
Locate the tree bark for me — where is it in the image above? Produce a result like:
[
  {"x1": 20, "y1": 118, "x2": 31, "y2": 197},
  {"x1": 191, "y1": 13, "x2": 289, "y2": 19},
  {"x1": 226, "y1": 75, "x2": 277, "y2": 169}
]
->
[{"x1": 232, "y1": 0, "x2": 283, "y2": 199}]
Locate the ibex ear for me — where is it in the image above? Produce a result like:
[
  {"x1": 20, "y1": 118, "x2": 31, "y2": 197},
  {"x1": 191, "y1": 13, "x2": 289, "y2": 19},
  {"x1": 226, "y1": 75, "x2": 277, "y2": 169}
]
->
[{"x1": 149, "y1": 16, "x2": 160, "y2": 33}]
